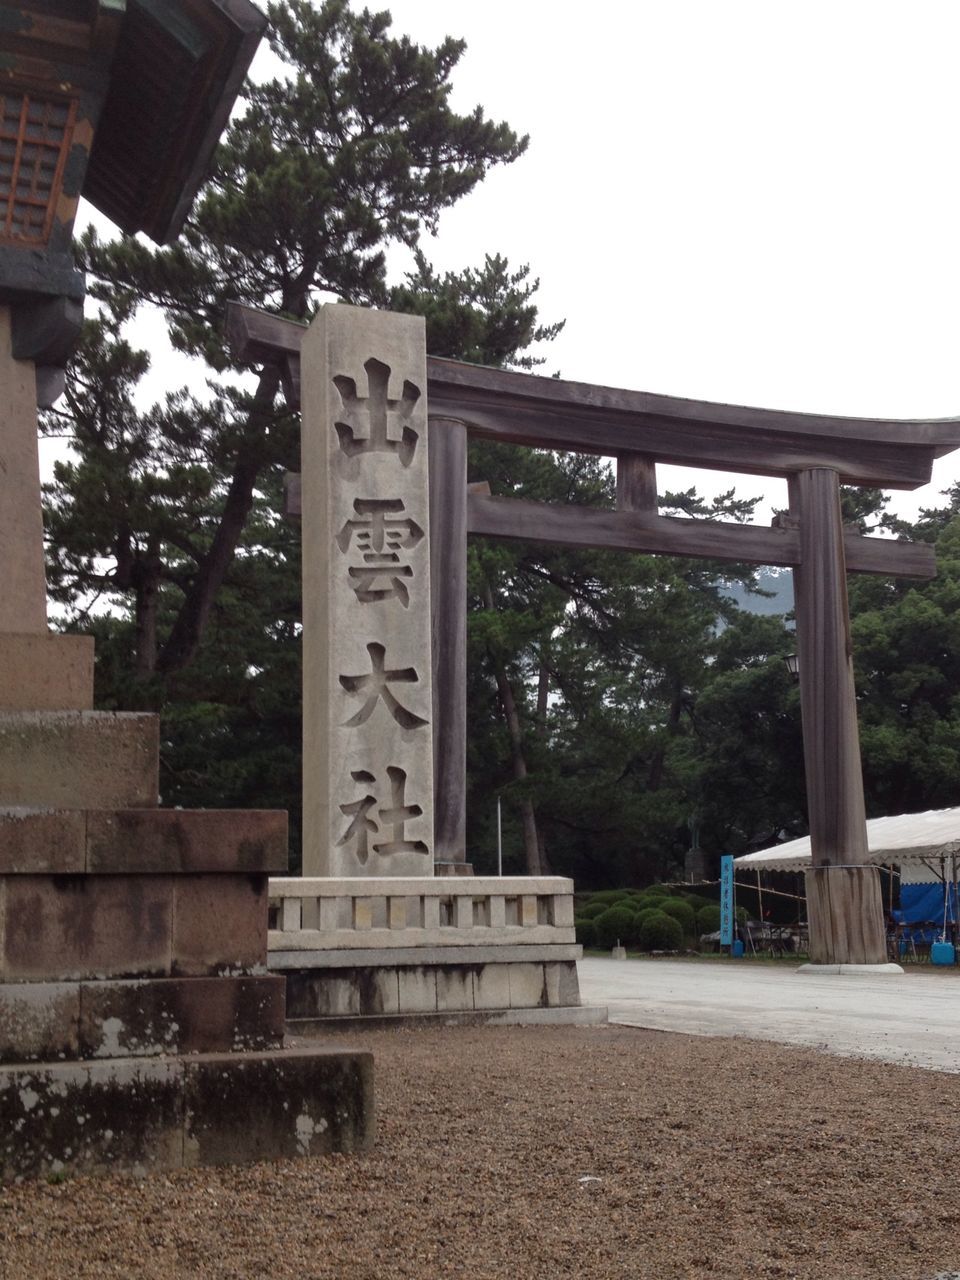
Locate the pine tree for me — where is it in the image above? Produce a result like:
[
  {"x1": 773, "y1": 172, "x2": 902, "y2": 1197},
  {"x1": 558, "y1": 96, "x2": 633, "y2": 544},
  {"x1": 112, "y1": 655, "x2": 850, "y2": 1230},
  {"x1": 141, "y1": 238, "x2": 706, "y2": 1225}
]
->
[{"x1": 53, "y1": 0, "x2": 530, "y2": 675}]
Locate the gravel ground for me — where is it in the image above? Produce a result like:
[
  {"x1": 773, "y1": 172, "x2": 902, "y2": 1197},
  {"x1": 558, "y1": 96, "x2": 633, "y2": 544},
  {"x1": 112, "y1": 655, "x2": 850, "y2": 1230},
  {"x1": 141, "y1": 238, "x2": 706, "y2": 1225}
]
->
[{"x1": 0, "y1": 1023, "x2": 958, "y2": 1280}]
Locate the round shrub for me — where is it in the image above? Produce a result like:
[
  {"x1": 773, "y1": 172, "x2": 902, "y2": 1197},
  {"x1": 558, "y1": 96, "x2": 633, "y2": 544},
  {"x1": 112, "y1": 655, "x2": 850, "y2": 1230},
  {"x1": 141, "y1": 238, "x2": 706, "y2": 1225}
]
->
[
  {"x1": 633, "y1": 894, "x2": 666, "y2": 914},
  {"x1": 634, "y1": 906, "x2": 665, "y2": 927},
  {"x1": 696, "y1": 904, "x2": 722, "y2": 934},
  {"x1": 638, "y1": 911, "x2": 683, "y2": 952},
  {"x1": 682, "y1": 894, "x2": 715, "y2": 912},
  {"x1": 575, "y1": 917, "x2": 597, "y2": 949},
  {"x1": 659, "y1": 898, "x2": 696, "y2": 935},
  {"x1": 643, "y1": 884, "x2": 671, "y2": 898},
  {"x1": 594, "y1": 904, "x2": 638, "y2": 950},
  {"x1": 578, "y1": 900, "x2": 609, "y2": 920},
  {"x1": 588, "y1": 889, "x2": 633, "y2": 907}
]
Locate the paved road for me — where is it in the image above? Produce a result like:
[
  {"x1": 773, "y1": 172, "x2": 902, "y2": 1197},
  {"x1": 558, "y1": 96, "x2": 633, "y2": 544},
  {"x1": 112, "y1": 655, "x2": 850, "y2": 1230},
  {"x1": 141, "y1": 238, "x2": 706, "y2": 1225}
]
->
[{"x1": 578, "y1": 956, "x2": 960, "y2": 1072}]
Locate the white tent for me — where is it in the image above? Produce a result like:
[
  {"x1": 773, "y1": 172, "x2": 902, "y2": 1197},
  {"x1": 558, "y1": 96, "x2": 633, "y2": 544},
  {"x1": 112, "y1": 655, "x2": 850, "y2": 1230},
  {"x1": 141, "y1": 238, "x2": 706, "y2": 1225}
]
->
[{"x1": 734, "y1": 807, "x2": 960, "y2": 884}]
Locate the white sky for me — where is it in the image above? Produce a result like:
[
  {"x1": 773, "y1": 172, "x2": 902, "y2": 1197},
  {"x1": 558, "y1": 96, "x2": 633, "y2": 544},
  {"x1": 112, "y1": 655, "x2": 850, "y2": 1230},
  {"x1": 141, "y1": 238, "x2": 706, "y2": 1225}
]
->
[
  {"x1": 64, "y1": 0, "x2": 960, "y2": 526},
  {"x1": 381, "y1": 0, "x2": 960, "y2": 523}
]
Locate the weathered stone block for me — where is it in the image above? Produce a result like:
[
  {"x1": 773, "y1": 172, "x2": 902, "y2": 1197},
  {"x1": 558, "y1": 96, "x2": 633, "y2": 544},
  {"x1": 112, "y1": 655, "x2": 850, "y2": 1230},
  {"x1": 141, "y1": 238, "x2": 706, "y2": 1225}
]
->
[
  {"x1": 353, "y1": 897, "x2": 374, "y2": 931},
  {"x1": 552, "y1": 894, "x2": 575, "y2": 928},
  {"x1": 183, "y1": 1048, "x2": 375, "y2": 1164},
  {"x1": 519, "y1": 895, "x2": 538, "y2": 928},
  {"x1": 436, "y1": 967, "x2": 474, "y2": 1012},
  {"x1": 0, "y1": 633, "x2": 94, "y2": 712},
  {"x1": 473, "y1": 964, "x2": 511, "y2": 1011},
  {"x1": 397, "y1": 967, "x2": 436, "y2": 1013},
  {"x1": 367, "y1": 968, "x2": 400, "y2": 1016},
  {"x1": 86, "y1": 809, "x2": 288, "y2": 875},
  {"x1": 0, "y1": 1057, "x2": 183, "y2": 1180},
  {"x1": 286, "y1": 968, "x2": 400, "y2": 1019},
  {"x1": 172, "y1": 874, "x2": 268, "y2": 976},
  {"x1": 0, "y1": 1047, "x2": 375, "y2": 1180},
  {"x1": 287, "y1": 973, "x2": 360, "y2": 1018},
  {"x1": 508, "y1": 962, "x2": 546, "y2": 1009},
  {"x1": 453, "y1": 895, "x2": 472, "y2": 930},
  {"x1": 0, "y1": 982, "x2": 79, "y2": 1062},
  {"x1": 0, "y1": 808, "x2": 84, "y2": 874},
  {"x1": 544, "y1": 961, "x2": 581, "y2": 1008},
  {"x1": 0, "y1": 711, "x2": 159, "y2": 809},
  {"x1": 2, "y1": 875, "x2": 173, "y2": 982},
  {"x1": 79, "y1": 975, "x2": 285, "y2": 1058}
]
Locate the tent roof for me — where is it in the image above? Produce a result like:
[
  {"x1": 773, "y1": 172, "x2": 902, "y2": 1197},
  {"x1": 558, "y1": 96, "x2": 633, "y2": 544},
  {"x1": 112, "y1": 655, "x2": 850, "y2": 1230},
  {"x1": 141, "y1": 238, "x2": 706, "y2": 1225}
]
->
[{"x1": 735, "y1": 808, "x2": 960, "y2": 874}]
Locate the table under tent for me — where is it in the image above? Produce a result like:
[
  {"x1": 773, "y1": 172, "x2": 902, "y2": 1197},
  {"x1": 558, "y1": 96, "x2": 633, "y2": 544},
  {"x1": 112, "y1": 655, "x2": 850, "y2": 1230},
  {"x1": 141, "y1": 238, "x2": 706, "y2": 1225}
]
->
[{"x1": 734, "y1": 808, "x2": 960, "y2": 962}]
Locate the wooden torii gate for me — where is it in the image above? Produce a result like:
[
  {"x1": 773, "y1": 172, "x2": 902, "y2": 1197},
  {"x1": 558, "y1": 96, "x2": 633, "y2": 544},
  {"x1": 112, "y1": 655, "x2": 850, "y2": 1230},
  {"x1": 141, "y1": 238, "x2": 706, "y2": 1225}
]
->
[{"x1": 226, "y1": 301, "x2": 960, "y2": 967}]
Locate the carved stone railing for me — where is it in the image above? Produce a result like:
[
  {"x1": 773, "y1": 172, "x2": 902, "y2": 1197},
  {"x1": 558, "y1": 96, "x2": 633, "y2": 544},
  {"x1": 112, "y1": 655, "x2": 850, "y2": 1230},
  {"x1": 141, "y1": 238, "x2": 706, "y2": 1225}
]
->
[{"x1": 268, "y1": 876, "x2": 576, "y2": 952}]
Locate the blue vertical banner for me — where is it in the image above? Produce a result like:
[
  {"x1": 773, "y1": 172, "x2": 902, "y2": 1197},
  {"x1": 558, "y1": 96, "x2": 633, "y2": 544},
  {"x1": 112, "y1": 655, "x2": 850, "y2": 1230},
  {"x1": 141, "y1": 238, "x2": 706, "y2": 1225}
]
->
[{"x1": 720, "y1": 855, "x2": 734, "y2": 947}]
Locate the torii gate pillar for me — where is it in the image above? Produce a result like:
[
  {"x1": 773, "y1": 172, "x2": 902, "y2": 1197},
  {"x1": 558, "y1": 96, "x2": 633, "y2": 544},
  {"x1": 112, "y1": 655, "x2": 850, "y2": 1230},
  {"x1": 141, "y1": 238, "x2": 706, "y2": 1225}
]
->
[{"x1": 790, "y1": 468, "x2": 888, "y2": 966}]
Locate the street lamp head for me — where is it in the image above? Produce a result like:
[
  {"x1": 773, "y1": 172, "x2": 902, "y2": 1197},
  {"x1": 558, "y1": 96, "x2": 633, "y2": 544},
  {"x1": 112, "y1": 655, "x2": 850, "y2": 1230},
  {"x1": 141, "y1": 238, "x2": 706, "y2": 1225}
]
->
[{"x1": 783, "y1": 652, "x2": 800, "y2": 682}]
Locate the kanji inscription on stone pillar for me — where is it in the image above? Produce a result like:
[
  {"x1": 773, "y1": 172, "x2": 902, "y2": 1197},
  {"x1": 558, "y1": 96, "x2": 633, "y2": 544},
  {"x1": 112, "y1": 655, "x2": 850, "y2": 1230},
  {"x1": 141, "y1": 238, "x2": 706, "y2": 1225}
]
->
[{"x1": 301, "y1": 305, "x2": 434, "y2": 876}]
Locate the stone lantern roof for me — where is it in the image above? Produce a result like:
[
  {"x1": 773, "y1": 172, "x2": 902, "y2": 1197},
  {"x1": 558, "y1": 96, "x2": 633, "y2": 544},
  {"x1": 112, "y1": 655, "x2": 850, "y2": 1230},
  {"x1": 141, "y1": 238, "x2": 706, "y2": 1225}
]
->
[
  {"x1": 0, "y1": 0, "x2": 266, "y2": 398},
  {"x1": 85, "y1": 0, "x2": 267, "y2": 244}
]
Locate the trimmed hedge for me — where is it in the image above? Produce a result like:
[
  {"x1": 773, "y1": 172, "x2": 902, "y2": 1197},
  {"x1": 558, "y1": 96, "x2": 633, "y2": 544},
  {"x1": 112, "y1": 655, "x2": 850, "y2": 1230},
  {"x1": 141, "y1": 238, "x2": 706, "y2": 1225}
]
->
[
  {"x1": 594, "y1": 904, "x2": 638, "y2": 950},
  {"x1": 697, "y1": 904, "x2": 722, "y2": 934},
  {"x1": 638, "y1": 911, "x2": 683, "y2": 952},
  {"x1": 575, "y1": 917, "x2": 597, "y2": 948},
  {"x1": 681, "y1": 894, "x2": 716, "y2": 912},
  {"x1": 659, "y1": 898, "x2": 696, "y2": 935},
  {"x1": 587, "y1": 890, "x2": 631, "y2": 906},
  {"x1": 632, "y1": 894, "x2": 665, "y2": 913},
  {"x1": 577, "y1": 900, "x2": 610, "y2": 920}
]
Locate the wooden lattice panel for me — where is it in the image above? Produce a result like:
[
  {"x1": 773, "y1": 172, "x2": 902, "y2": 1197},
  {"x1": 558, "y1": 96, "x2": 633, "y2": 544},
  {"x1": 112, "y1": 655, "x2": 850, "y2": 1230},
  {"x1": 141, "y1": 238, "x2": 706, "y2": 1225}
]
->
[{"x1": 0, "y1": 92, "x2": 76, "y2": 246}]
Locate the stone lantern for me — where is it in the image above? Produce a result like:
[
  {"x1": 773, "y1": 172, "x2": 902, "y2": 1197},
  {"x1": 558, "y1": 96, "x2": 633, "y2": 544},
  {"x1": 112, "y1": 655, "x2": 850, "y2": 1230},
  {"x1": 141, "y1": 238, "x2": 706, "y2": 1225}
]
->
[{"x1": 0, "y1": 2, "x2": 375, "y2": 1180}]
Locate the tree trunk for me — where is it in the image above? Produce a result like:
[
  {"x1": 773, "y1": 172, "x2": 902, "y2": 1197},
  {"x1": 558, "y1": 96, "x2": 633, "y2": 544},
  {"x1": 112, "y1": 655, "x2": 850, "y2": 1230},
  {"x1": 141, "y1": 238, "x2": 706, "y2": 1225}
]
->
[
  {"x1": 156, "y1": 366, "x2": 281, "y2": 674},
  {"x1": 647, "y1": 682, "x2": 685, "y2": 791},
  {"x1": 133, "y1": 551, "x2": 160, "y2": 679}
]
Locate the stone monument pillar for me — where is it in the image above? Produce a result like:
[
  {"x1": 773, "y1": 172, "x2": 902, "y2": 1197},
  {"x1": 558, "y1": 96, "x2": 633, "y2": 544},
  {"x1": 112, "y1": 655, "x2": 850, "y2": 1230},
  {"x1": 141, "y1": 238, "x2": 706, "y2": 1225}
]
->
[{"x1": 301, "y1": 305, "x2": 434, "y2": 878}]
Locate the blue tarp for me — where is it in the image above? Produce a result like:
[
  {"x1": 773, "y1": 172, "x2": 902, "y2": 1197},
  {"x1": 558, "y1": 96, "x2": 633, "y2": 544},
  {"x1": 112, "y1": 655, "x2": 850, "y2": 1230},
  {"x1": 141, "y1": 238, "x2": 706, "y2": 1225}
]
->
[{"x1": 892, "y1": 882, "x2": 958, "y2": 943}]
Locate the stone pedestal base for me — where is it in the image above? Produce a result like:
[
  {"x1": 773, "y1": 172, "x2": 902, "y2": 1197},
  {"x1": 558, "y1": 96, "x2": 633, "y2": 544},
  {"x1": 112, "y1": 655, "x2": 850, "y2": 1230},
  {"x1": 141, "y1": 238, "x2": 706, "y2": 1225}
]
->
[
  {"x1": 805, "y1": 864, "x2": 888, "y2": 965},
  {"x1": 268, "y1": 875, "x2": 594, "y2": 1028},
  {"x1": 280, "y1": 947, "x2": 583, "y2": 1018},
  {"x1": 0, "y1": 633, "x2": 94, "y2": 711},
  {"x1": 0, "y1": 805, "x2": 374, "y2": 1179},
  {"x1": 0, "y1": 712, "x2": 159, "y2": 808},
  {"x1": 0, "y1": 1046, "x2": 374, "y2": 1180}
]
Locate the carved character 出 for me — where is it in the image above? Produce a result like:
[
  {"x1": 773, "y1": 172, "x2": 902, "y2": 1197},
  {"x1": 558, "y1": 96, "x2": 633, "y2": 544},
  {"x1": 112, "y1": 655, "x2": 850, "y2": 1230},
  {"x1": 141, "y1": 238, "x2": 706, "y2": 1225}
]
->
[{"x1": 332, "y1": 358, "x2": 420, "y2": 466}]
